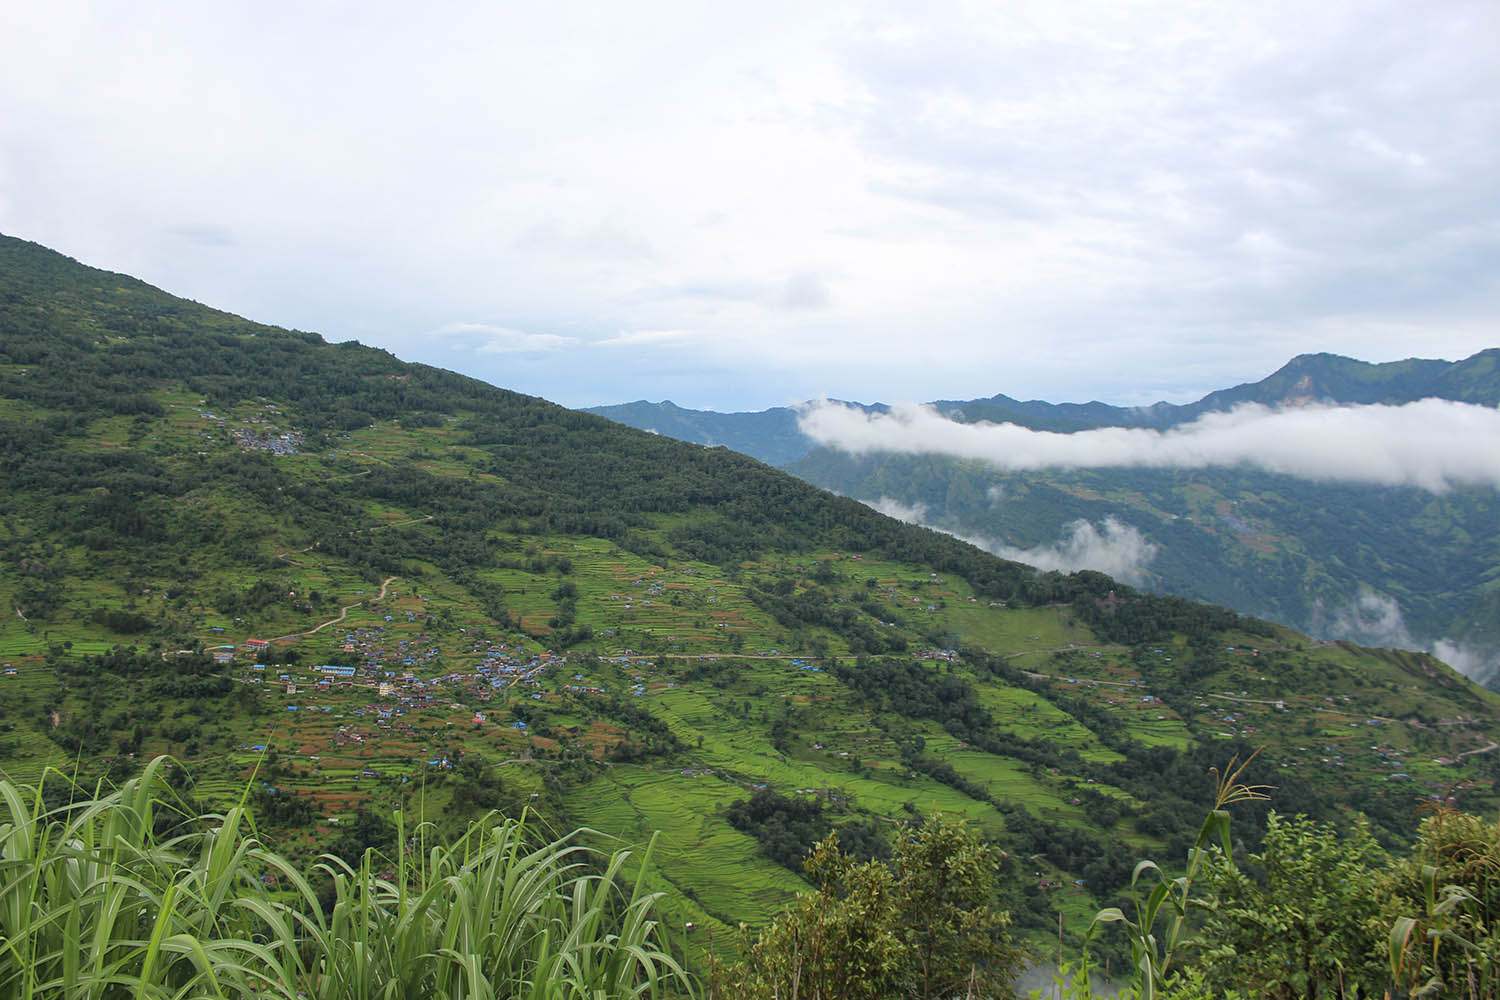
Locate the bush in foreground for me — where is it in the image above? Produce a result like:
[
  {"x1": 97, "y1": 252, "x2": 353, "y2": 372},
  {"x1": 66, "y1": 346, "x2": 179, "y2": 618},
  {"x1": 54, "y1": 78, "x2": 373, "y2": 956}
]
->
[{"x1": 722, "y1": 814, "x2": 1024, "y2": 1000}]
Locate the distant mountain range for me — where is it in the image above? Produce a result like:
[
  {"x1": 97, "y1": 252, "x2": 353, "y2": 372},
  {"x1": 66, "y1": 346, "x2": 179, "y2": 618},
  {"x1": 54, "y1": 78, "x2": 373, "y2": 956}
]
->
[
  {"x1": 588, "y1": 351, "x2": 1500, "y2": 686},
  {"x1": 582, "y1": 399, "x2": 815, "y2": 467},
  {"x1": 590, "y1": 350, "x2": 1500, "y2": 452}
]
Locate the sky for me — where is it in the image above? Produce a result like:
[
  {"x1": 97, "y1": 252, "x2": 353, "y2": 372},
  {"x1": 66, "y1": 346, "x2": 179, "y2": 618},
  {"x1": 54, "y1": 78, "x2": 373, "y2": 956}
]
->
[{"x1": 3, "y1": 0, "x2": 1498, "y2": 412}]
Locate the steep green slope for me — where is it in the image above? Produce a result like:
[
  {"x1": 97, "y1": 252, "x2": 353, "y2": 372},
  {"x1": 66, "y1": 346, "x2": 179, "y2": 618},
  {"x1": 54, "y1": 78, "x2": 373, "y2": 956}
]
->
[
  {"x1": 788, "y1": 453, "x2": 1500, "y2": 682},
  {"x1": 585, "y1": 356, "x2": 1500, "y2": 686},
  {"x1": 3, "y1": 234, "x2": 1498, "y2": 962}
]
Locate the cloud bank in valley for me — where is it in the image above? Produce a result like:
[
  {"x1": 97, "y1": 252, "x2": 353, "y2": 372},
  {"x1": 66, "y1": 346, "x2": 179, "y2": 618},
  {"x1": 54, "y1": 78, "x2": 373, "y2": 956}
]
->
[
  {"x1": 870, "y1": 499, "x2": 1158, "y2": 584},
  {"x1": 1328, "y1": 592, "x2": 1416, "y2": 649},
  {"x1": 869, "y1": 497, "x2": 934, "y2": 525},
  {"x1": 801, "y1": 399, "x2": 1500, "y2": 492}
]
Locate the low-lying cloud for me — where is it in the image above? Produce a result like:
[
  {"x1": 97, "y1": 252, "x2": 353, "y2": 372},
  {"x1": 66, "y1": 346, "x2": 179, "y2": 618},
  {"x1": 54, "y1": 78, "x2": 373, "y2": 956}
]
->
[
  {"x1": 1433, "y1": 640, "x2": 1499, "y2": 688},
  {"x1": 801, "y1": 399, "x2": 1500, "y2": 492},
  {"x1": 1330, "y1": 592, "x2": 1416, "y2": 650},
  {"x1": 869, "y1": 497, "x2": 932, "y2": 524},
  {"x1": 869, "y1": 499, "x2": 1157, "y2": 584},
  {"x1": 1323, "y1": 593, "x2": 1498, "y2": 685},
  {"x1": 978, "y1": 518, "x2": 1159, "y2": 585}
]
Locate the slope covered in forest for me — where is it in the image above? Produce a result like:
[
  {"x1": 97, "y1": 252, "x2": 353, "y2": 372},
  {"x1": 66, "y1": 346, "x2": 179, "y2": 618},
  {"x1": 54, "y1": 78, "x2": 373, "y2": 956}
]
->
[
  {"x1": 3, "y1": 233, "x2": 1498, "y2": 959},
  {"x1": 587, "y1": 355, "x2": 1500, "y2": 687}
]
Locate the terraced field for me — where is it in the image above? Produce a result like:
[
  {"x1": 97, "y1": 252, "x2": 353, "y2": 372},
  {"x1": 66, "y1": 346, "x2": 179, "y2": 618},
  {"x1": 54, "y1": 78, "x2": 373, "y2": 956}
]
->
[{"x1": 4, "y1": 235, "x2": 1499, "y2": 963}]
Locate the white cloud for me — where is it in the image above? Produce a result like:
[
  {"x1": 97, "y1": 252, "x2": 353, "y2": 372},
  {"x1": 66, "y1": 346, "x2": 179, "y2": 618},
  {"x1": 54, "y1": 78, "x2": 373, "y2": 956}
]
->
[
  {"x1": 594, "y1": 329, "x2": 694, "y2": 348},
  {"x1": 799, "y1": 398, "x2": 1500, "y2": 492},
  {"x1": 1330, "y1": 592, "x2": 1416, "y2": 649},
  {"x1": 778, "y1": 273, "x2": 831, "y2": 310},
  {"x1": 455, "y1": 326, "x2": 576, "y2": 354},
  {"x1": 870, "y1": 496, "x2": 931, "y2": 523},
  {"x1": 976, "y1": 518, "x2": 1159, "y2": 585},
  {"x1": 1432, "y1": 639, "x2": 1498, "y2": 686},
  {"x1": 867, "y1": 498, "x2": 1157, "y2": 584},
  {"x1": 1322, "y1": 596, "x2": 1498, "y2": 685}
]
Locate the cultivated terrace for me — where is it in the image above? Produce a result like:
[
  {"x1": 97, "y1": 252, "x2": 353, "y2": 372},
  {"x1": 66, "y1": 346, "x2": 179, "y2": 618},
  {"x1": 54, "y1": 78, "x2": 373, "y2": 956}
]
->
[{"x1": 3, "y1": 234, "x2": 1499, "y2": 974}]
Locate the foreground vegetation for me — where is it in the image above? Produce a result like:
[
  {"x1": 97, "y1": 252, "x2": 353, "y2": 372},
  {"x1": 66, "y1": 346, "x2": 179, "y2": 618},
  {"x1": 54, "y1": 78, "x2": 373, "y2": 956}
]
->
[
  {"x1": 6, "y1": 758, "x2": 1500, "y2": 999},
  {"x1": 0, "y1": 758, "x2": 690, "y2": 999},
  {"x1": 1055, "y1": 801, "x2": 1500, "y2": 999}
]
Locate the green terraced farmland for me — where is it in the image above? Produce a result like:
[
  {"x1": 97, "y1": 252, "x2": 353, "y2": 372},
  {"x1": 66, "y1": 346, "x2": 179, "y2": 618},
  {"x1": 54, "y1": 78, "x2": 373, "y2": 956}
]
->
[{"x1": 5, "y1": 235, "x2": 1500, "y2": 970}]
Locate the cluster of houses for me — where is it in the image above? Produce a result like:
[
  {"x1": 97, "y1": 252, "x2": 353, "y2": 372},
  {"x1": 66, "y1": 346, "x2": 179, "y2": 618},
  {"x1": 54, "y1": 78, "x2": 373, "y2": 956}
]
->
[
  {"x1": 338, "y1": 624, "x2": 442, "y2": 672},
  {"x1": 232, "y1": 426, "x2": 303, "y2": 455},
  {"x1": 466, "y1": 640, "x2": 550, "y2": 695}
]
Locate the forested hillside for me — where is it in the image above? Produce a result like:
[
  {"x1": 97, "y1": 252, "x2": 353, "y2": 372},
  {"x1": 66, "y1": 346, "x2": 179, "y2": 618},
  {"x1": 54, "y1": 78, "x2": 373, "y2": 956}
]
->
[
  {"x1": 588, "y1": 354, "x2": 1500, "y2": 688},
  {"x1": 4, "y1": 233, "x2": 1500, "y2": 986}
]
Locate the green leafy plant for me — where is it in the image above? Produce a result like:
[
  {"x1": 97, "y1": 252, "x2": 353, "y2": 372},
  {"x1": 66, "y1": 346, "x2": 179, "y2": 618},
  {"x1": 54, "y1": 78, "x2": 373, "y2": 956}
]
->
[
  {"x1": 0, "y1": 757, "x2": 692, "y2": 998},
  {"x1": 1084, "y1": 751, "x2": 1271, "y2": 1000},
  {"x1": 1385, "y1": 808, "x2": 1500, "y2": 999},
  {"x1": 1193, "y1": 812, "x2": 1387, "y2": 998}
]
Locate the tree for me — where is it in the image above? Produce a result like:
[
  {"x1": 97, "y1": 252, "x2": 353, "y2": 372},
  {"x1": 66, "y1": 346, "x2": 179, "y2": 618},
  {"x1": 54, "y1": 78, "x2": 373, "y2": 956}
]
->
[
  {"x1": 1190, "y1": 812, "x2": 1387, "y2": 999},
  {"x1": 731, "y1": 835, "x2": 903, "y2": 1000},
  {"x1": 890, "y1": 814, "x2": 1023, "y2": 1000},
  {"x1": 727, "y1": 814, "x2": 1023, "y2": 1000}
]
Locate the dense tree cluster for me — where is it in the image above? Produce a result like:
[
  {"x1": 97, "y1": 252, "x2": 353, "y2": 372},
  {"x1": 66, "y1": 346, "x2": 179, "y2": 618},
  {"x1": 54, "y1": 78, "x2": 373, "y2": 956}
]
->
[
  {"x1": 575, "y1": 695, "x2": 682, "y2": 761},
  {"x1": 727, "y1": 815, "x2": 1024, "y2": 1000},
  {"x1": 727, "y1": 788, "x2": 833, "y2": 869}
]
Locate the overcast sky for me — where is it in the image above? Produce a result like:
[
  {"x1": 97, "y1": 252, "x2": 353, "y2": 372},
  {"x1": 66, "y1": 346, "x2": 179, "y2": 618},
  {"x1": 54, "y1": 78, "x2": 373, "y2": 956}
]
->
[{"x1": 3, "y1": 0, "x2": 1497, "y2": 411}]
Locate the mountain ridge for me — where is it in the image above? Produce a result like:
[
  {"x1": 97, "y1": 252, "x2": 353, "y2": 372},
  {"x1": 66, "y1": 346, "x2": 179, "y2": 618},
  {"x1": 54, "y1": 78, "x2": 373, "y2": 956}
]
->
[
  {"x1": 588, "y1": 349, "x2": 1500, "y2": 462},
  {"x1": 586, "y1": 352, "x2": 1500, "y2": 686}
]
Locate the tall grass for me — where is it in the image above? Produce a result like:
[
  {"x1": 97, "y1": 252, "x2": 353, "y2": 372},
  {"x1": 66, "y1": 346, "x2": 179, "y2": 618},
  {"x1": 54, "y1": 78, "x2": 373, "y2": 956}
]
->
[{"x1": 0, "y1": 757, "x2": 693, "y2": 998}]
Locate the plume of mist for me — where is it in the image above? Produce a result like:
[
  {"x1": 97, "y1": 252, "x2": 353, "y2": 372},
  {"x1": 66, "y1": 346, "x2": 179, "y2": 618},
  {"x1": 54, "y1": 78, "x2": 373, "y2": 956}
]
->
[
  {"x1": 1433, "y1": 639, "x2": 1500, "y2": 687},
  {"x1": 977, "y1": 517, "x2": 1158, "y2": 584},
  {"x1": 869, "y1": 498, "x2": 1157, "y2": 584},
  {"x1": 1324, "y1": 593, "x2": 1498, "y2": 684},
  {"x1": 799, "y1": 398, "x2": 1500, "y2": 492},
  {"x1": 1330, "y1": 592, "x2": 1417, "y2": 649},
  {"x1": 870, "y1": 497, "x2": 931, "y2": 524}
]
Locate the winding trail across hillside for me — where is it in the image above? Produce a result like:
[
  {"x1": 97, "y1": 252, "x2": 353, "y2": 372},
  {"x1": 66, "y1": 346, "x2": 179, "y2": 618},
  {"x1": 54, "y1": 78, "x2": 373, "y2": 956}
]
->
[
  {"x1": 269, "y1": 509, "x2": 433, "y2": 634},
  {"x1": 272, "y1": 575, "x2": 398, "y2": 641}
]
